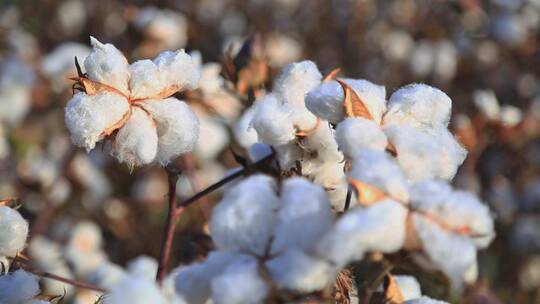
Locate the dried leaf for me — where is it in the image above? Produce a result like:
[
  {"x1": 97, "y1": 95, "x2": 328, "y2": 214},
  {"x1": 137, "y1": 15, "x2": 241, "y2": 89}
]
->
[
  {"x1": 336, "y1": 79, "x2": 374, "y2": 120},
  {"x1": 70, "y1": 77, "x2": 128, "y2": 99},
  {"x1": 384, "y1": 275, "x2": 405, "y2": 304},
  {"x1": 347, "y1": 178, "x2": 387, "y2": 206},
  {"x1": 323, "y1": 68, "x2": 341, "y2": 82}
]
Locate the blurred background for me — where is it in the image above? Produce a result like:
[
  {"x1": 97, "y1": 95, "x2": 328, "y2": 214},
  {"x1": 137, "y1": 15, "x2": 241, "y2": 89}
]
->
[{"x1": 1, "y1": 0, "x2": 540, "y2": 303}]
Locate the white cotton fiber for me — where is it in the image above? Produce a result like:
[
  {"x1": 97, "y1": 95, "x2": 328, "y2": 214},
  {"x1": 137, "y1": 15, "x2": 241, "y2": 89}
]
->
[
  {"x1": 210, "y1": 255, "x2": 269, "y2": 304},
  {"x1": 0, "y1": 206, "x2": 29, "y2": 257},
  {"x1": 210, "y1": 175, "x2": 279, "y2": 256},
  {"x1": 300, "y1": 122, "x2": 343, "y2": 164},
  {"x1": 194, "y1": 115, "x2": 229, "y2": 160},
  {"x1": 349, "y1": 149, "x2": 409, "y2": 203},
  {"x1": 311, "y1": 161, "x2": 350, "y2": 211},
  {"x1": 384, "y1": 84, "x2": 452, "y2": 130},
  {"x1": 65, "y1": 92, "x2": 130, "y2": 150},
  {"x1": 128, "y1": 59, "x2": 165, "y2": 100},
  {"x1": 0, "y1": 269, "x2": 40, "y2": 304},
  {"x1": 127, "y1": 255, "x2": 158, "y2": 281},
  {"x1": 394, "y1": 275, "x2": 422, "y2": 301},
  {"x1": 317, "y1": 199, "x2": 408, "y2": 267},
  {"x1": 233, "y1": 106, "x2": 259, "y2": 148},
  {"x1": 251, "y1": 94, "x2": 296, "y2": 146},
  {"x1": 114, "y1": 107, "x2": 158, "y2": 167},
  {"x1": 102, "y1": 277, "x2": 167, "y2": 304},
  {"x1": 84, "y1": 37, "x2": 130, "y2": 95},
  {"x1": 88, "y1": 262, "x2": 128, "y2": 289},
  {"x1": 272, "y1": 60, "x2": 322, "y2": 107},
  {"x1": 266, "y1": 249, "x2": 336, "y2": 292},
  {"x1": 271, "y1": 178, "x2": 334, "y2": 254},
  {"x1": 383, "y1": 125, "x2": 466, "y2": 182},
  {"x1": 140, "y1": 98, "x2": 199, "y2": 165},
  {"x1": 335, "y1": 117, "x2": 388, "y2": 158},
  {"x1": 305, "y1": 78, "x2": 387, "y2": 124},
  {"x1": 153, "y1": 50, "x2": 200, "y2": 91}
]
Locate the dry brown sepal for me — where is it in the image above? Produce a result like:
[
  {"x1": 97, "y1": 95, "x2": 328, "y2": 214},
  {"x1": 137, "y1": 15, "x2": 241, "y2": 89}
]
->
[
  {"x1": 384, "y1": 274, "x2": 405, "y2": 304},
  {"x1": 323, "y1": 68, "x2": 341, "y2": 82},
  {"x1": 336, "y1": 79, "x2": 374, "y2": 121},
  {"x1": 236, "y1": 58, "x2": 269, "y2": 96},
  {"x1": 347, "y1": 178, "x2": 387, "y2": 207},
  {"x1": 0, "y1": 197, "x2": 22, "y2": 209},
  {"x1": 295, "y1": 118, "x2": 321, "y2": 137}
]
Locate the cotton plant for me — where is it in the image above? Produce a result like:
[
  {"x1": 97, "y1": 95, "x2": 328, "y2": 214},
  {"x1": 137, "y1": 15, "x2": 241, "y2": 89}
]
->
[
  {"x1": 0, "y1": 269, "x2": 50, "y2": 304},
  {"x1": 306, "y1": 79, "x2": 467, "y2": 182},
  {"x1": 64, "y1": 36, "x2": 201, "y2": 169}
]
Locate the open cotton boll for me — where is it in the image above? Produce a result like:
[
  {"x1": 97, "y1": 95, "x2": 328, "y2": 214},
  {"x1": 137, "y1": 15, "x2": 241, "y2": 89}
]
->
[
  {"x1": 194, "y1": 115, "x2": 229, "y2": 160},
  {"x1": 272, "y1": 60, "x2": 322, "y2": 107},
  {"x1": 394, "y1": 276, "x2": 422, "y2": 301},
  {"x1": 102, "y1": 277, "x2": 167, "y2": 304},
  {"x1": 300, "y1": 122, "x2": 342, "y2": 164},
  {"x1": 311, "y1": 161, "x2": 350, "y2": 211},
  {"x1": 0, "y1": 270, "x2": 40, "y2": 304},
  {"x1": 135, "y1": 7, "x2": 188, "y2": 50},
  {"x1": 114, "y1": 107, "x2": 158, "y2": 167},
  {"x1": 335, "y1": 118, "x2": 388, "y2": 159},
  {"x1": 233, "y1": 106, "x2": 259, "y2": 149},
  {"x1": 317, "y1": 199, "x2": 408, "y2": 267},
  {"x1": 305, "y1": 78, "x2": 387, "y2": 124},
  {"x1": 251, "y1": 94, "x2": 296, "y2": 146},
  {"x1": 127, "y1": 256, "x2": 158, "y2": 281},
  {"x1": 128, "y1": 60, "x2": 166, "y2": 100},
  {"x1": 153, "y1": 50, "x2": 200, "y2": 91},
  {"x1": 404, "y1": 296, "x2": 450, "y2": 304},
  {"x1": 266, "y1": 249, "x2": 336, "y2": 292},
  {"x1": 271, "y1": 178, "x2": 334, "y2": 254},
  {"x1": 65, "y1": 92, "x2": 130, "y2": 151},
  {"x1": 210, "y1": 175, "x2": 279, "y2": 256},
  {"x1": 384, "y1": 84, "x2": 452, "y2": 130},
  {"x1": 349, "y1": 150, "x2": 409, "y2": 202},
  {"x1": 0, "y1": 206, "x2": 28, "y2": 257},
  {"x1": 139, "y1": 98, "x2": 199, "y2": 165},
  {"x1": 210, "y1": 255, "x2": 268, "y2": 304},
  {"x1": 84, "y1": 37, "x2": 130, "y2": 95}
]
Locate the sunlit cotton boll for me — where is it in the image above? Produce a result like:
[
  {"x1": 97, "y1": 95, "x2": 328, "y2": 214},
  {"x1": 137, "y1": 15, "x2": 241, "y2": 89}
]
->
[
  {"x1": 335, "y1": 117, "x2": 388, "y2": 159},
  {"x1": 210, "y1": 175, "x2": 279, "y2": 256},
  {"x1": 84, "y1": 37, "x2": 130, "y2": 95},
  {"x1": 251, "y1": 94, "x2": 296, "y2": 146},
  {"x1": 0, "y1": 206, "x2": 29, "y2": 257},
  {"x1": 0, "y1": 269, "x2": 40, "y2": 304},
  {"x1": 272, "y1": 60, "x2": 322, "y2": 108},
  {"x1": 102, "y1": 277, "x2": 168, "y2": 304},
  {"x1": 305, "y1": 78, "x2": 387, "y2": 124}
]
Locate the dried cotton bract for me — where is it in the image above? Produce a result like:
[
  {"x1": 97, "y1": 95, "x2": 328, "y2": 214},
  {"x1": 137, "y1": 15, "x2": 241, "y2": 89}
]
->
[
  {"x1": 65, "y1": 37, "x2": 200, "y2": 168},
  {"x1": 0, "y1": 206, "x2": 29, "y2": 257}
]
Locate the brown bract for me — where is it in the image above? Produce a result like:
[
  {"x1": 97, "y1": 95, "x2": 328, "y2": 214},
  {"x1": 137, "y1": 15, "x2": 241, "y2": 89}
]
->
[
  {"x1": 336, "y1": 79, "x2": 374, "y2": 120},
  {"x1": 384, "y1": 275, "x2": 405, "y2": 304},
  {"x1": 347, "y1": 178, "x2": 387, "y2": 207}
]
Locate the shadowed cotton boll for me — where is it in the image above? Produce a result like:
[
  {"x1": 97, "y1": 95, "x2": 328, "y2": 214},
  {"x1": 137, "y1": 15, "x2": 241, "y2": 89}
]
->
[
  {"x1": 234, "y1": 106, "x2": 259, "y2": 149},
  {"x1": 210, "y1": 175, "x2": 279, "y2": 256},
  {"x1": 271, "y1": 178, "x2": 334, "y2": 254},
  {"x1": 88, "y1": 262, "x2": 127, "y2": 289},
  {"x1": 305, "y1": 78, "x2": 387, "y2": 124},
  {"x1": 266, "y1": 249, "x2": 336, "y2": 292},
  {"x1": 0, "y1": 206, "x2": 28, "y2": 257},
  {"x1": 127, "y1": 256, "x2": 158, "y2": 281},
  {"x1": 317, "y1": 199, "x2": 408, "y2": 267},
  {"x1": 265, "y1": 32, "x2": 302, "y2": 67},
  {"x1": 210, "y1": 255, "x2": 269, "y2": 304},
  {"x1": 102, "y1": 277, "x2": 168, "y2": 304},
  {"x1": 492, "y1": 13, "x2": 527, "y2": 47},
  {"x1": 251, "y1": 94, "x2": 296, "y2": 146},
  {"x1": 194, "y1": 114, "x2": 229, "y2": 160},
  {"x1": 311, "y1": 161, "x2": 350, "y2": 211},
  {"x1": 0, "y1": 270, "x2": 40, "y2": 304},
  {"x1": 335, "y1": 117, "x2": 388, "y2": 158},
  {"x1": 114, "y1": 107, "x2": 158, "y2": 167}
]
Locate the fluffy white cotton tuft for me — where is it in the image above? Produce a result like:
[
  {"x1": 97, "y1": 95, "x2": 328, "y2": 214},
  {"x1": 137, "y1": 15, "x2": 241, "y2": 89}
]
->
[
  {"x1": 0, "y1": 206, "x2": 29, "y2": 257},
  {"x1": 317, "y1": 199, "x2": 408, "y2": 267},
  {"x1": 266, "y1": 249, "x2": 336, "y2": 292},
  {"x1": 335, "y1": 117, "x2": 388, "y2": 158},
  {"x1": 65, "y1": 92, "x2": 130, "y2": 150},
  {"x1": 140, "y1": 98, "x2": 199, "y2": 165},
  {"x1": 349, "y1": 149, "x2": 409, "y2": 202},
  {"x1": 251, "y1": 94, "x2": 296, "y2": 146},
  {"x1": 384, "y1": 84, "x2": 452, "y2": 130},
  {"x1": 210, "y1": 175, "x2": 279, "y2": 256},
  {"x1": 102, "y1": 277, "x2": 167, "y2": 304},
  {"x1": 272, "y1": 60, "x2": 322, "y2": 107},
  {"x1": 311, "y1": 161, "x2": 350, "y2": 211},
  {"x1": 84, "y1": 37, "x2": 129, "y2": 95},
  {"x1": 305, "y1": 78, "x2": 387, "y2": 124},
  {"x1": 233, "y1": 106, "x2": 259, "y2": 148},
  {"x1": 271, "y1": 178, "x2": 334, "y2": 254},
  {"x1": 128, "y1": 59, "x2": 165, "y2": 100},
  {"x1": 210, "y1": 255, "x2": 269, "y2": 304},
  {"x1": 127, "y1": 256, "x2": 158, "y2": 281},
  {"x1": 153, "y1": 50, "x2": 200, "y2": 91},
  {"x1": 0, "y1": 270, "x2": 40, "y2": 304},
  {"x1": 114, "y1": 107, "x2": 158, "y2": 167},
  {"x1": 88, "y1": 262, "x2": 128, "y2": 289}
]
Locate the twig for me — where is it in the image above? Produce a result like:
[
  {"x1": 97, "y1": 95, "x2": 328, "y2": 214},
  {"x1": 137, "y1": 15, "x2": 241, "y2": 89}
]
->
[{"x1": 344, "y1": 185, "x2": 352, "y2": 211}]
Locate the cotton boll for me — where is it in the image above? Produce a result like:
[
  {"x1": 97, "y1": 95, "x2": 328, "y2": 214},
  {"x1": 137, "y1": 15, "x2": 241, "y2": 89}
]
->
[
  {"x1": 135, "y1": 8, "x2": 188, "y2": 50},
  {"x1": 349, "y1": 149, "x2": 409, "y2": 202},
  {"x1": 65, "y1": 221, "x2": 107, "y2": 277},
  {"x1": 404, "y1": 296, "x2": 450, "y2": 304},
  {"x1": 394, "y1": 275, "x2": 422, "y2": 301},
  {"x1": 140, "y1": 98, "x2": 199, "y2": 165},
  {"x1": 271, "y1": 178, "x2": 334, "y2": 254},
  {"x1": 0, "y1": 206, "x2": 28, "y2": 257},
  {"x1": 198, "y1": 62, "x2": 225, "y2": 95},
  {"x1": 194, "y1": 115, "x2": 229, "y2": 160},
  {"x1": 381, "y1": 30, "x2": 414, "y2": 62},
  {"x1": 0, "y1": 270, "x2": 40, "y2": 304},
  {"x1": 335, "y1": 118, "x2": 388, "y2": 158},
  {"x1": 272, "y1": 60, "x2": 322, "y2": 107},
  {"x1": 266, "y1": 249, "x2": 335, "y2": 292},
  {"x1": 127, "y1": 256, "x2": 158, "y2": 281},
  {"x1": 68, "y1": 221, "x2": 103, "y2": 252},
  {"x1": 251, "y1": 94, "x2": 296, "y2": 146},
  {"x1": 500, "y1": 105, "x2": 523, "y2": 127},
  {"x1": 128, "y1": 60, "x2": 165, "y2": 100},
  {"x1": 234, "y1": 106, "x2": 259, "y2": 148},
  {"x1": 311, "y1": 162, "x2": 349, "y2": 211},
  {"x1": 492, "y1": 13, "x2": 527, "y2": 48},
  {"x1": 154, "y1": 50, "x2": 200, "y2": 91},
  {"x1": 305, "y1": 79, "x2": 387, "y2": 124},
  {"x1": 65, "y1": 92, "x2": 130, "y2": 150},
  {"x1": 210, "y1": 175, "x2": 279, "y2": 256},
  {"x1": 433, "y1": 40, "x2": 457, "y2": 81},
  {"x1": 103, "y1": 277, "x2": 167, "y2": 304},
  {"x1": 274, "y1": 143, "x2": 303, "y2": 171},
  {"x1": 384, "y1": 84, "x2": 452, "y2": 130},
  {"x1": 88, "y1": 262, "x2": 128, "y2": 289},
  {"x1": 300, "y1": 122, "x2": 342, "y2": 164},
  {"x1": 317, "y1": 199, "x2": 408, "y2": 267},
  {"x1": 409, "y1": 41, "x2": 434, "y2": 78},
  {"x1": 0, "y1": 57, "x2": 34, "y2": 126},
  {"x1": 265, "y1": 33, "x2": 302, "y2": 67},
  {"x1": 66, "y1": 248, "x2": 107, "y2": 279},
  {"x1": 114, "y1": 107, "x2": 158, "y2": 167},
  {"x1": 473, "y1": 90, "x2": 500, "y2": 120},
  {"x1": 210, "y1": 255, "x2": 268, "y2": 304},
  {"x1": 248, "y1": 143, "x2": 273, "y2": 163},
  {"x1": 84, "y1": 37, "x2": 129, "y2": 95}
]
